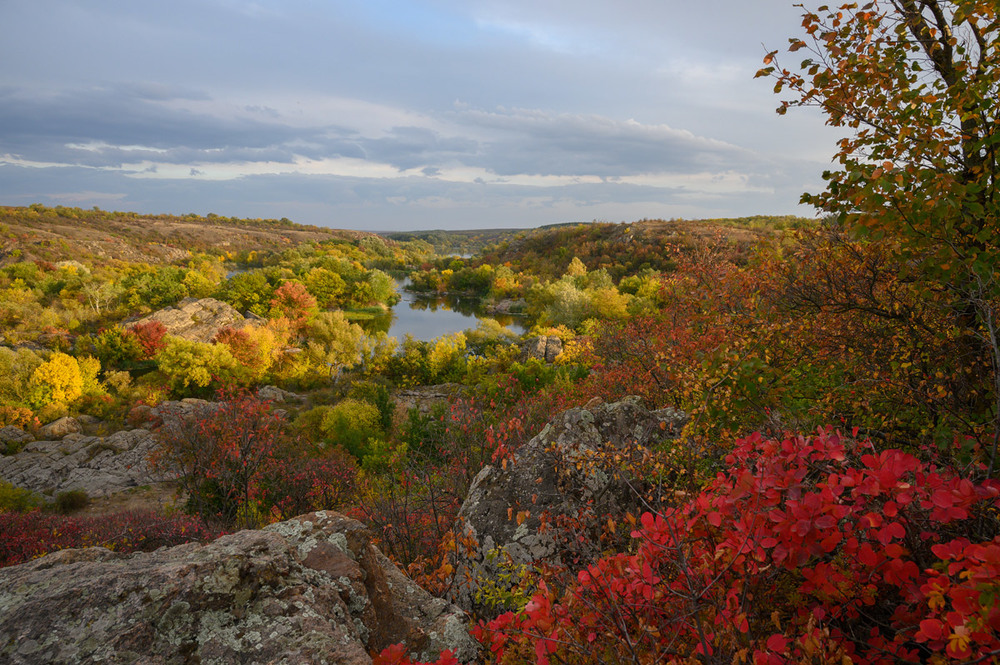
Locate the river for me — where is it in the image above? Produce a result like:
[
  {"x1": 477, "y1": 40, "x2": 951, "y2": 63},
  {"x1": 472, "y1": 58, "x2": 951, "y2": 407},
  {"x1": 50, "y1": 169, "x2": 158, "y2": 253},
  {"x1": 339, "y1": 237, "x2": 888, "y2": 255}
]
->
[{"x1": 359, "y1": 280, "x2": 528, "y2": 342}]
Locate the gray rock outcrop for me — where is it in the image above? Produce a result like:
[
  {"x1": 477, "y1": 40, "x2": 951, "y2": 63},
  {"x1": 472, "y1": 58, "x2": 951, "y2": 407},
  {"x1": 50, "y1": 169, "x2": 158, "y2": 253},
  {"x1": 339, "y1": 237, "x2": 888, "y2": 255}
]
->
[
  {"x1": 0, "y1": 511, "x2": 478, "y2": 665},
  {"x1": 0, "y1": 426, "x2": 32, "y2": 449},
  {"x1": 450, "y1": 397, "x2": 686, "y2": 615},
  {"x1": 520, "y1": 335, "x2": 563, "y2": 363},
  {"x1": 393, "y1": 383, "x2": 462, "y2": 416},
  {"x1": 257, "y1": 385, "x2": 306, "y2": 404},
  {"x1": 129, "y1": 297, "x2": 254, "y2": 343},
  {"x1": 0, "y1": 428, "x2": 164, "y2": 498}
]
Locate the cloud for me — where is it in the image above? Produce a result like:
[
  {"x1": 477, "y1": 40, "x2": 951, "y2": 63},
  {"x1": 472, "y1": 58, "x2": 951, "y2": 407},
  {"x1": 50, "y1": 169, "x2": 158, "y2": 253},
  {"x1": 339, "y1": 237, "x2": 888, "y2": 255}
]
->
[
  {"x1": 452, "y1": 106, "x2": 752, "y2": 177},
  {"x1": 1, "y1": 81, "x2": 763, "y2": 186},
  {"x1": 0, "y1": 159, "x2": 822, "y2": 231},
  {"x1": 0, "y1": 1, "x2": 838, "y2": 230}
]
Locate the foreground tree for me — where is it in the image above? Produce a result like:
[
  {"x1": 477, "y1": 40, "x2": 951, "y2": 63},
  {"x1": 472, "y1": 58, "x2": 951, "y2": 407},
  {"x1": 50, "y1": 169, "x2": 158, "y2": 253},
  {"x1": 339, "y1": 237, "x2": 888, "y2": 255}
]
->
[{"x1": 760, "y1": 1, "x2": 1000, "y2": 467}]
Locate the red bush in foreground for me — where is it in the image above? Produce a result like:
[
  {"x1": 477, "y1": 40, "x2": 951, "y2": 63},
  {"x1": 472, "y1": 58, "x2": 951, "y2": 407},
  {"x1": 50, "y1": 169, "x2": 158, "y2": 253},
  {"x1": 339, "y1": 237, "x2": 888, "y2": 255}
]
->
[
  {"x1": 465, "y1": 430, "x2": 1000, "y2": 664},
  {"x1": 0, "y1": 509, "x2": 223, "y2": 568}
]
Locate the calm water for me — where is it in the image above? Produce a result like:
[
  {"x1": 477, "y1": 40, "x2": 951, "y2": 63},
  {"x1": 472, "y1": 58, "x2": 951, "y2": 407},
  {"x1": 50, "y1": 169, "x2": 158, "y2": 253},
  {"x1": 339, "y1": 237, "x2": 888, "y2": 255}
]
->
[{"x1": 361, "y1": 280, "x2": 527, "y2": 342}]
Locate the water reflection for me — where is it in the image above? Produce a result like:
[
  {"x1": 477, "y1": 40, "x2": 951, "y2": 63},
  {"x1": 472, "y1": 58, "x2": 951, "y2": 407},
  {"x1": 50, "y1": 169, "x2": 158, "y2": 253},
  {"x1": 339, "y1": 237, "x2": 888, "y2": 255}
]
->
[{"x1": 357, "y1": 280, "x2": 527, "y2": 341}]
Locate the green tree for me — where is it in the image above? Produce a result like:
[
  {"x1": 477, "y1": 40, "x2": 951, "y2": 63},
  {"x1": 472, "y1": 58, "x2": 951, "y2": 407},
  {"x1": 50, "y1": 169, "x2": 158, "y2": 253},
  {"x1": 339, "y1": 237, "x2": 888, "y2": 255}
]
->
[
  {"x1": 215, "y1": 271, "x2": 275, "y2": 317},
  {"x1": 305, "y1": 267, "x2": 347, "y2": 309},
  {"x1": 155, "y1": 338, "x2": 239, "y2": 392},
  {"x1": 303, "y1": 311, "x2": 365, "y2": 380}
]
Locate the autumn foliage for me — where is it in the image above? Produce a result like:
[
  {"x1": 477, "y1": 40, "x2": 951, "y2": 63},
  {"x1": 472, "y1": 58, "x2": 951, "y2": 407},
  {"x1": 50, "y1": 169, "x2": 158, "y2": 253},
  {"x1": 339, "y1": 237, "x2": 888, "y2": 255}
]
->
[
  {"x1": 472, "y1": 429, "x2": 1000, "y2": 664},
  {"x1": 0, "y1": 510, "x2": 222, "y2": 568},
  {"x1": 151, "y1": 390, "x2": 358, "y2": 529}
]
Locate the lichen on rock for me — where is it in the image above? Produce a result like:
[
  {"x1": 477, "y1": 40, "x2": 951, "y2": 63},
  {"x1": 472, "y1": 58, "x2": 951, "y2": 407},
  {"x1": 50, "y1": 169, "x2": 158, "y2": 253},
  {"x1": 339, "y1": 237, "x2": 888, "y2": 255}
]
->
[{"x1": 0, "y1": 511, "x2": 478, "y2": 664}]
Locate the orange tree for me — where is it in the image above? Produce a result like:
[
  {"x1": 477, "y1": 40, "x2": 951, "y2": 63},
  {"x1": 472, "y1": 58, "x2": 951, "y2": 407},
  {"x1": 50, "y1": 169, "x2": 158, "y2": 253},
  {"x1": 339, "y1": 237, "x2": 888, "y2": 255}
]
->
[{"x1": 758, "y1": 1, "x2": 1000, "y2": 469}]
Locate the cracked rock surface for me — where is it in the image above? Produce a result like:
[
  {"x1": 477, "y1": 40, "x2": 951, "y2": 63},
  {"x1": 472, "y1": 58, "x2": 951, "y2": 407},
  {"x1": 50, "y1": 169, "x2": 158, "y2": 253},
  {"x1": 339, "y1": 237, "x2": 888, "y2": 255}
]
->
[
  {"x1": 0, "y1": 511, "x2": 478, "y2": 664},
  {"x1": 450, "y1": 397, "x2": 686, "y2": 616}
]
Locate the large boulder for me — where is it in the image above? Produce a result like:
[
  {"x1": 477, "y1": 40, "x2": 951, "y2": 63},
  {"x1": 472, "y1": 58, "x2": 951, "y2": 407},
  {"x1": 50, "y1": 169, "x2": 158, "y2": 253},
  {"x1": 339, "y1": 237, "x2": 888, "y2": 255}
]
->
[
  {"x1": 0, "y1": 428, "x2": 165, "y2": 498},
  {"x1": 129, "y1": 297, "x2": 253, "y2": 343},
  {"x1": 38, "y1": 416, "x2": 81, "y2": 440},
  {"x1": 450, "y1": 397, "x2": 686, "y2": 615},
  {"x1": 0, "y1": 511, "x2": 478, "y2": 664}
]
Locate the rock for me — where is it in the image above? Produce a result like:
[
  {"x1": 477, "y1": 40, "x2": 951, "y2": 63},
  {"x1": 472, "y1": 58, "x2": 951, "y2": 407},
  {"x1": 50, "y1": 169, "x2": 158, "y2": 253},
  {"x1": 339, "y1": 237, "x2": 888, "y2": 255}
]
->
[
  {"x1": 486, "y1": 298, "x2": 526, "y2": 315},
  {"x1": 129, "y1": 297, "x2": 255, "y2": 343},
  {"x1": 38, "y1": 416, "x2": 81, "y2": 440},
  {"x1": 257, "y1": 385, "x2": 306, "y2": 404},
  {"x1": 0, "y1": 511, "x2": 478, "y2": 664},
  {"x1": 0, "y1": 428, "x2": 166, "y2": 498},
  {"x1": 450, "y1": 397, "x2": 686, "y2": 616},
  {"x1": 520, "y1": 335, "x2": 563, "y2": 363},
  {"x1": 393, "y1": 383, "x2": 462, "y2": 417},
  {"x1": 0, "y1": 426, "x2": 32, "y2": 447}
]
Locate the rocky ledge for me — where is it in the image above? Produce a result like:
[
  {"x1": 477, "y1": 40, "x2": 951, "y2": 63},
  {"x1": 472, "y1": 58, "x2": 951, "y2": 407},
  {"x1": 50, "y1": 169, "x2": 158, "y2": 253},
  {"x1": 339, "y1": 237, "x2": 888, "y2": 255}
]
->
[
  {"x1": 450, "y1": 396, "x2": 687, "y2": 616},
  {"x1": 0, "y1": 511, "x2": 478, "y2": 665}
]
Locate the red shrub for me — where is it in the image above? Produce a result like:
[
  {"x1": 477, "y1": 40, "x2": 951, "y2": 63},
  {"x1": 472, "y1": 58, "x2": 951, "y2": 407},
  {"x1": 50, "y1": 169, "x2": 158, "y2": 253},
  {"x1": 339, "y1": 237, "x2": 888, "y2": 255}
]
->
[
  {"x1": 0, "y1": 509, "x2": 223, "y2": 568},
  {"x1": 473, "y1": 430, "x2": 1000, "y2": 664},
  {"x1": 129, "y1": 319, "x2": 168, "y2": 358}
]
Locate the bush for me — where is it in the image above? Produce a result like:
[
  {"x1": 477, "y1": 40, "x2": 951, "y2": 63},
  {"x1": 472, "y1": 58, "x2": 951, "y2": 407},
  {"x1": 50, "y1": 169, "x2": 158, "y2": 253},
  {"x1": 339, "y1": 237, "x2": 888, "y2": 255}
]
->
[
  {"x1": 151, "y1": 391, "x2": 284, "y2": 529},
  {"x1": 152, "y1": 390, "x2": 361, "y2": 529},
  {"x1": 474, "y1": 430, "x2": 1000, "y2": 664},
  {"x1": 0, "y1": 509, "x2": 223, "y2": 568},
  {"x1": 155, "y1": 338, "x2": 239, "y2": 394},
  {"x1": 319, "y1": 398, "x2": 384, "y2": 461},
  {"x1": 28, "y1": 351, "x2": 83, "y2": 408},
  {"x1": 54, "y1": 489, "x2": 89, "y2": 514},
  {"x1": 0, "y1": 481, "x2": 44, "y2": 513}
]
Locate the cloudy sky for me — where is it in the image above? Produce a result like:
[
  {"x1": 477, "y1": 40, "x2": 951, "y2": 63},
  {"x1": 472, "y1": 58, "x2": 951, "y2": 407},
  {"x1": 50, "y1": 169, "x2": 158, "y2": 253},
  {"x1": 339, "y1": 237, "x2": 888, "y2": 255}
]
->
[{"x1": 0, "y1": 0, "x2": 842, "y2": 231}]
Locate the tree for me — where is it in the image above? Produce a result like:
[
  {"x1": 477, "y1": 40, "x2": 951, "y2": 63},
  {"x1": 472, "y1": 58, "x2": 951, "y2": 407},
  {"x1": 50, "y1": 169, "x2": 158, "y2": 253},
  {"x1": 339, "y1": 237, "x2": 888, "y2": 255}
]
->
[
  {"x1": 155, "y1": 338, "x2": 238, "y2": 392},
  {"x1": 760, "y1": 1, "x2": 1000, "y2": 467},
  {"x1": 269, "y1": 280, "x2": 317, "y2": 333},
  {"x1": 28, "y1": 352, "x2": 83, "y2": 407},
  {"x1": 759, "y1": 1, "x2": 998, "y2": 274},
  {"x1": 303, "y1": 311, "x2": 365, "y2": 381},
  {"x1": 305, "y1": 267, "x2": 347, "y2": 309}
]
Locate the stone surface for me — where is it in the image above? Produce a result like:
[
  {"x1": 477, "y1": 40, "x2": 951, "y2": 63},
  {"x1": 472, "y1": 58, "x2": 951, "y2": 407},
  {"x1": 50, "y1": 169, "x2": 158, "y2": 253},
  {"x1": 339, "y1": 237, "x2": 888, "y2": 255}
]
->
[
  {"x1": 485, "y1": 298, "x2": 526, "y2": 315},
  {"x1": 257, "y1": 385, "x2": 306, "y2": 404},
  {"x1": 450, "y1": 397, "x2": 686, "y2": 615},
  {"x1": 0, "y1": 426, "x2": 32, "y2": 447},
  {"x1": 520, "y1": 335, "x2": 563, "y2": 363},
  {"x1": 38, "y1": 416, "x2": 81, "y2": 440},
  {"x1": 129, "y1": 297, "x2": 254, "y2": 343},
  {"x1": 0, "y1": 511, "x2": 478, "y2": 665},
  {"x1": 393, "y1": 383, "x2": 462, "y2": 417},
  {"x1": 0, "y1": 428, "x2": 165, "y2": 498}
]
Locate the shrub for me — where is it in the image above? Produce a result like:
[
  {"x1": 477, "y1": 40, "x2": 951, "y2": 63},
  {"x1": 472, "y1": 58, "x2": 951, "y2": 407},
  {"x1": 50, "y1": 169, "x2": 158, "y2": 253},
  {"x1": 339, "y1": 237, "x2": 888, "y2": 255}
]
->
[
  {"x1": 319, "y1": 398, "x2": 383, "y2": 461},
  {"x1": 152, "y1": 390, "x2": 359, "y2": 529},
  {"x1": 129, "y1": 320, "x2": 167, "y2": 358},
  {"x1": 54, "y1": 489, "x2": 89, "y2": 514},
  {"x1": 151, "y1": 391, "x2": 284, "y2": 529},
  {"x1": 0, "y1": 481, "x2": 44, "y2": 513},
  {"x1": 473, "y1": 429, "x2": 1000, "y2": 664},
  {"x1": 155, "y1": 338, "x2": 238, "y2": 393},
  {"x1": 0, "y1": 509, "x2": 223, "y2": 568}
]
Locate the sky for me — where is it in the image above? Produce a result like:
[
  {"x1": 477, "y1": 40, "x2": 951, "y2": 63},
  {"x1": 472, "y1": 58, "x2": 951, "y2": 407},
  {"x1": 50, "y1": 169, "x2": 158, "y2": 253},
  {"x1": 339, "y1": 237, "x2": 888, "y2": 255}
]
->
[{"x1": 0, "y1": 0, "x2": 843, "y2": 231}]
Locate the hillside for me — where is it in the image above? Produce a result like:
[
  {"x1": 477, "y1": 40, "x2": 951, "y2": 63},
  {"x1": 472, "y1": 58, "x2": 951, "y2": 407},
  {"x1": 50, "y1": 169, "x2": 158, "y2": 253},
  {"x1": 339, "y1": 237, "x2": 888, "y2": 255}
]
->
[
  {"x1": 0, "y1": 205, "x2": 375, "y2": 265},
  {"x1": 473, "y1": 216, "x2": 812, "y2": 280}
]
